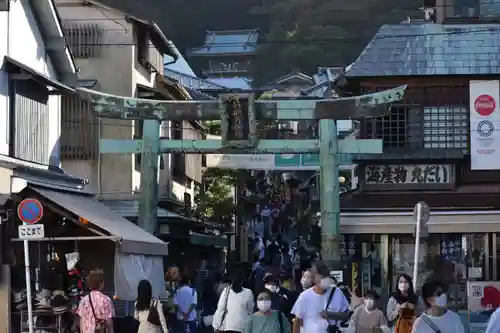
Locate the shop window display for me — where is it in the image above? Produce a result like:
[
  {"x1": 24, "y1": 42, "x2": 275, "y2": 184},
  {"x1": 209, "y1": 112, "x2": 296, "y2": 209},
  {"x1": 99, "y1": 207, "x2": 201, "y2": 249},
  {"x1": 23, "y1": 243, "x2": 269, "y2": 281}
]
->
[
  {"x1": 11, "y1": 241, "x2": 86, "y2": 333},
  {"x1": 390, "y1": 233, "x2": 487, "y2": 309}
]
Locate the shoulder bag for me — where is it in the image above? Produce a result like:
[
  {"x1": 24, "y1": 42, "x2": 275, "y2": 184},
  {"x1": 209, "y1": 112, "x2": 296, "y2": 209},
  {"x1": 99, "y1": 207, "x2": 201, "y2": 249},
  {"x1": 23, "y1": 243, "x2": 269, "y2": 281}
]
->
[
  {"x1": 216, "y1": 286, "x2": 231, "y2": 332},
  {"x1": 277, "y1": 310, "x2": 284, "y2": 333},
  {"x1": 88, "y1": 292, "x2": 108, "y2": 333},
  {"x1": 325, "y1": 287, "x2": 339, "y2": 333},
  {"x1": 147, "y1": 298, "x2": 161, "y2": 326},
  {"x1": 420, "y1": 314, "x2": 442, "y2": 333}
]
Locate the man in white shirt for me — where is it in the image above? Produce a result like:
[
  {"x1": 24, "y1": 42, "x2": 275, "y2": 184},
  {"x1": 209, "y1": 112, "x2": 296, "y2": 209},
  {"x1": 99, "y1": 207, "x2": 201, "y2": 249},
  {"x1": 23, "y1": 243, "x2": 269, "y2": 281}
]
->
[
  {"x1": 485, "y1": 306, "x2": 500, "y2": 333},
  {"x1": 291, "y1": 261, "x2": 350, "y2": 333},
  {"x1": 412, "y1": 280, "x2": 464, "y2": 333}
]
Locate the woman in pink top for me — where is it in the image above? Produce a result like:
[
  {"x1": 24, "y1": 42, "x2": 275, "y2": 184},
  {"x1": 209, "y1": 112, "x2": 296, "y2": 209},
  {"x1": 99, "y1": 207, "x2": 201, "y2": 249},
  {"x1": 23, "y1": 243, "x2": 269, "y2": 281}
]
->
[{"x1": 77, "y1": 270, "x2": 115, "y2": 333}]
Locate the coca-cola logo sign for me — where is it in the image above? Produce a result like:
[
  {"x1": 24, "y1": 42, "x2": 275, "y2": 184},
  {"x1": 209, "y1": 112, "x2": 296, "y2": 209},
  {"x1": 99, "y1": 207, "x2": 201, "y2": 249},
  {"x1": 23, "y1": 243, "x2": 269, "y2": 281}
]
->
[{"x1": 475, "y1": 94, "x2": 496, "y2": 116}]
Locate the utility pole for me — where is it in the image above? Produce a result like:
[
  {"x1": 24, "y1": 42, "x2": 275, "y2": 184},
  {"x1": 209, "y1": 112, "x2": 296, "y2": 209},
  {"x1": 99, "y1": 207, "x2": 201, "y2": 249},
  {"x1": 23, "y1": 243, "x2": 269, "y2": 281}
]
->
[{"x1": 76, "y1": 85, "x2": 406, "y2": 265}]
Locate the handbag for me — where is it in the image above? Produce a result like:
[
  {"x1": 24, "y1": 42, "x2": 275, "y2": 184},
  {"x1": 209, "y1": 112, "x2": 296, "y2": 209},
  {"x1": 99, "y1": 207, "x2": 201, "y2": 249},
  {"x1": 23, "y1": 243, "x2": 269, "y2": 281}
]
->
[
  {"x1": 147, "y1": 298, "x2": 161, "y2": 326},
  {"x1": 394, "y1": 308, "x2": 415, "y2": 333},
  {"x1": 325, "y1": 287, "x2": 339, "y2": 333},
  {"x1": 88, "y1": 292, "x2": 108, "y2": 333},
  {"x1": 420, "y1": 314, "x2": 442, "y2": 333}
]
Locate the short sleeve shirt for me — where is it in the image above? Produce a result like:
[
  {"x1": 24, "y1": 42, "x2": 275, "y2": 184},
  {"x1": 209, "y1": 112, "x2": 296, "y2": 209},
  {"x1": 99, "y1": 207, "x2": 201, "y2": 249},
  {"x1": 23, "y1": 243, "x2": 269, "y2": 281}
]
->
[
  {"x1": 291, "y1": 287, "x2": 349, "y2": 333},
  {"x1": 77, "y1": 291, "x2": 115, "y2": 333}
]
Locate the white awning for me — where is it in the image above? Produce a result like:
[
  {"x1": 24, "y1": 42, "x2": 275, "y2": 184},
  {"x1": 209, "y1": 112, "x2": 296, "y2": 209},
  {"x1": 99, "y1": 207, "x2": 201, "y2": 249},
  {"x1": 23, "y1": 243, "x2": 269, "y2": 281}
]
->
[
  {"x1": 340, "y1": 210, "x2": 500, "y2": 234},
  {"x1": 32, "y1": 187, "x2": 168, "y2": 255}
]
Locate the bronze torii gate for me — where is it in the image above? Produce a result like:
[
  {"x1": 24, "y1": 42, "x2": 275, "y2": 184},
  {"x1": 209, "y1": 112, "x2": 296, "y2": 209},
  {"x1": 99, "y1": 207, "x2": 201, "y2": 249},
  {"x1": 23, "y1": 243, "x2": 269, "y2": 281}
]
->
[{"x1": 76, "y1": 86, "x2": 406, "y2": 267}]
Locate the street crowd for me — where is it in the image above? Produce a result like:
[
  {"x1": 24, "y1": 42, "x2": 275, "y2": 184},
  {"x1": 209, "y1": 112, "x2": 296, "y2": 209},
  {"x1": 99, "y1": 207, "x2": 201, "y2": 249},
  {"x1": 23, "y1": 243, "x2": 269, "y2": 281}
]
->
[
  {"x1": 73, "y1": 259, "x2": 473, "y2": 333},
  {"x1": 69, "y1": 171, "x2": 500, "y2": 333}
]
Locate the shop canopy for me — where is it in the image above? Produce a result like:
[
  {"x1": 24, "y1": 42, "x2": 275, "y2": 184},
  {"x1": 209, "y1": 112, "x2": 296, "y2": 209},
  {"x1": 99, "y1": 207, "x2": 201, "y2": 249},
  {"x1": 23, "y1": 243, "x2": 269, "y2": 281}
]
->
[{"x1": 31, "y1": 187, "x2": 168, "y2": 256}]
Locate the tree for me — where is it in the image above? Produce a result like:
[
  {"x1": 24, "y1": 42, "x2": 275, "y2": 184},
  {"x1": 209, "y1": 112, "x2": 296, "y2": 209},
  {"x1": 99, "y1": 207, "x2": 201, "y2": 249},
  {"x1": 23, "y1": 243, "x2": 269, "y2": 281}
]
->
[
  {"x1": 194, "y1": 121, "x2": 242, "y2": 225},
  {"x1": 249, "y1": 0, "x2": 421, "y2": 85}
]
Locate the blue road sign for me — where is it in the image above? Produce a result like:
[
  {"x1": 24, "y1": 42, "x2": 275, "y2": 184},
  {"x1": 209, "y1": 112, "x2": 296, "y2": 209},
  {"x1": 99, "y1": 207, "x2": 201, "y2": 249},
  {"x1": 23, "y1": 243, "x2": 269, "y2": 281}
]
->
[{"x1": 17, "y1": 198, "x2": 43, "y2": 224}]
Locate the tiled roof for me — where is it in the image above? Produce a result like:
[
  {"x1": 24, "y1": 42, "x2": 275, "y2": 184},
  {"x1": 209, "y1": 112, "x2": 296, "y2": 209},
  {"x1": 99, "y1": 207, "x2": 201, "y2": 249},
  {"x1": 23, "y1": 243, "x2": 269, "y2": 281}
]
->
[
  {"x1": 189, "y1": 29, "x2": 259, "y2": 56},
  {"x1": 346, "y1": 23, "x2": 500, "y2": 77},
  {"x1": 164, "y1": 68, "x2": 227, "y2": 90},
  {"x1": 207, "y1": 77, "x2": 252, "y2": 89}
]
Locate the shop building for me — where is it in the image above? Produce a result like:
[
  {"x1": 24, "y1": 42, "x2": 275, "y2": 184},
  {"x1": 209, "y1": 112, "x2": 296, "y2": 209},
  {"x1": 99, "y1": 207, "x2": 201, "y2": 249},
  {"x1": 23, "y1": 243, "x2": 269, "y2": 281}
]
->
[
  {"x1": 55, "y1": 0, "x2": 201, "y2": 211},
  {"x1": 340, "y1": 4, "x2": 500, "y2": 309},
  {"x1": 0, "y1": 155, "x2": 169, "y2": 333}
]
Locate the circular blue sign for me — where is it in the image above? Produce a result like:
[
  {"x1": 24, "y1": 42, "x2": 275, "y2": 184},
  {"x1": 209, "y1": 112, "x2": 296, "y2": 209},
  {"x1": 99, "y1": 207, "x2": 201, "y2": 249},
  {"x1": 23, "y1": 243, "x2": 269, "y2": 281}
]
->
[{"x1": 17, "y1": 198, "x2": 43, "y2": 224}]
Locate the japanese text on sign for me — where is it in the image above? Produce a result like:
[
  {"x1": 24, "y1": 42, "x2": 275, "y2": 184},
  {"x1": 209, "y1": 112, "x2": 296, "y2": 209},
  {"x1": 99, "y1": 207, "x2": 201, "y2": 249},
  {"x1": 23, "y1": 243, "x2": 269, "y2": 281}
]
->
[
  {"x1": 470, "y1": 284, "x2": 484, "y2": 298},
  {"x1": 18, "y1": 224, "x2": 45, "y2": 240},
  {"x1": 224, "y1": 95, "x2": 250, "y2": 141},
  {"x1": 365, "y1": 164, "x2": 451, "y2": 185}
]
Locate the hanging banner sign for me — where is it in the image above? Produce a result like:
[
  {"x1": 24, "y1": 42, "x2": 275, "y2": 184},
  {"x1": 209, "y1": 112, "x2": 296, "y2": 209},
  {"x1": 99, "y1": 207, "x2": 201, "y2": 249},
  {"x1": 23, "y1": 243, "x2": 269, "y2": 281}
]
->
[
  {"x1": 205, "y1": 153, "x2": 355, "y2": 170},
  {"x1": 470, "y1": 80, "x2": 500, "y2": 170}
]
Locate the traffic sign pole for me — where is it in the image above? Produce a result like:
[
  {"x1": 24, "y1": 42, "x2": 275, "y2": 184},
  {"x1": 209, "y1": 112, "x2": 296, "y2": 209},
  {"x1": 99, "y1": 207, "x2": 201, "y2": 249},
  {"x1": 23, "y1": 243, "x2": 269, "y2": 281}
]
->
[
  {"x1": 413, "y1": 204, "x2": 422, "y2": 288},
  {"x1": 17, "y1": 198, "x2": 44, "y2": 333},
  {"x1": 412, "y1": 201, "x2": 430, "y2": 289}
]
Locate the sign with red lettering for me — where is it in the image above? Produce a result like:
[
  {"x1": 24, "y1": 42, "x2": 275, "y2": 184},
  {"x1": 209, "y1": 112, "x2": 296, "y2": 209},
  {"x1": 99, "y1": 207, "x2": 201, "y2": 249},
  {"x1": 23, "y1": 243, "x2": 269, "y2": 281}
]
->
[{"x1": 475, "y1": 94, "x2": 496, "y2": 116}]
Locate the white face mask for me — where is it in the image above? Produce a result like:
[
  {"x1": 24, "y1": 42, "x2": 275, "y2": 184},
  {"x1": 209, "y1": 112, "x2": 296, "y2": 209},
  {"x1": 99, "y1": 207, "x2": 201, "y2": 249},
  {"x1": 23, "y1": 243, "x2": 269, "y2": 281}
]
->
[
  {"x1": 301, "y1": 278, "x2": 312, "y2": 289},
  {"x1": 434, "y1": 294, "x2": 447, "y2": 308},
  {"x1": 319, "y1": 277, "x2": 332, "y2": 290},
  {"x1": 265, "y1": 284, "x2": 278, "y2": 293},
  {"x1": 364, "y1": 299, "x2": 375, "y2": 310},
  {"x1": 257, "y1": 300, "x2": 272, "y2": 312}
]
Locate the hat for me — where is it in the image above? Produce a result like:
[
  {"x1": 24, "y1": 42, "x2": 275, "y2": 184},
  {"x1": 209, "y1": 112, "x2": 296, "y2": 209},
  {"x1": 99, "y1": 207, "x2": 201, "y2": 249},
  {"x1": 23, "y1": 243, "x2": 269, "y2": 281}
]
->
[{"x1": 263, "y1": 274, "x2": 278, "y2": 284}]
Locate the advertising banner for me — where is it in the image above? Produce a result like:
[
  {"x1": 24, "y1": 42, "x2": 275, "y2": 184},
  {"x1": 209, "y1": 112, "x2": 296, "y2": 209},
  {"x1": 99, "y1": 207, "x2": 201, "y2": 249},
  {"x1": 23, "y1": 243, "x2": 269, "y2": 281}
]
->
[
  {"x1": 470, "y1": 80, "x2": 500, "y2": 170},
  {"x1": 467, "y1": 281, "x2": 500, "y2": 312},
  {"x1": 205, "y1": 153, "x2": 354, "y2": 170}
]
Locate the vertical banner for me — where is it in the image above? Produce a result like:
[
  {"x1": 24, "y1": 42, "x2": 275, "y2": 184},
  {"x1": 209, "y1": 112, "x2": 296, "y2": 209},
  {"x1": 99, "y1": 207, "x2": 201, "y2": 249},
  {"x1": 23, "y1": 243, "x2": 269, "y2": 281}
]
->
[{"x1": 470, "y1": 80, "x2": 500, "y2": 170}]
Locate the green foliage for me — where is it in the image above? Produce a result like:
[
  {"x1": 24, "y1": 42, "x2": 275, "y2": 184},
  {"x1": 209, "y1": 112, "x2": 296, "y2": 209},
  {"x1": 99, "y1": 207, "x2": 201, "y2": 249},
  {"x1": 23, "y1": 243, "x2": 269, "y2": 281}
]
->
[
  {"x1": 194, "y1": 121, "x2": 245, "y2": 222},
  {"x1": 194, "y1": 168, "x2": 237, "y2": 219},
  {"x1": 101, "y1": 0, "x2": 421, "y2": 86},
  {"x1": 249, "y1": 0, "x2": 422, "y2": 85}
]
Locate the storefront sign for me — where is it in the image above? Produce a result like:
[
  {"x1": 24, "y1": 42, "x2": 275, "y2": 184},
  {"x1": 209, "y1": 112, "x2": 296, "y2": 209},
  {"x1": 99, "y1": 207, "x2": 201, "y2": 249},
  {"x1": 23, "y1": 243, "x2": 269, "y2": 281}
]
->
[
  {"x1": 363, "y1": 164, "x2": 454, "y2": 190},
  {"x1": 206, "y1": 152, "x2": 354, "y2": 170},
  {"x1": 470, "y1": 80, "x2": 500, "y2": 170},
  {"x1": 468, "y1": 281, "x2": 500, "y2": 311}
]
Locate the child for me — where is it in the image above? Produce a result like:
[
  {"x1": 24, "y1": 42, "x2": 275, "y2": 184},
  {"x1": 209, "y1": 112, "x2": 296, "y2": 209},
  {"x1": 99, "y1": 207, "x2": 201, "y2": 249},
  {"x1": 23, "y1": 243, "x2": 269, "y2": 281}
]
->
[{"x1": 348, "y1": 290, "x2": 390, "y2": 333}]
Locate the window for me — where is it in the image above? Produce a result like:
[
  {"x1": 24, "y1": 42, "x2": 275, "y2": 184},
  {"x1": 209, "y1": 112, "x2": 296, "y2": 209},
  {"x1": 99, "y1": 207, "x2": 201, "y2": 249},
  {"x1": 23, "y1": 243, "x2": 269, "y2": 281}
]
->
[
  {"x1": 63, "y1": 24, "x2": 101, "y2": 58},
  {"x1": 61, "y1": 96, "x2": 98, "y2": 160},
  {"x1": 364, "y1": 107, "x2": 419, "y2": 149},
  {"x1": 445, "y1": 0, "x2": 479, "y2": 17},
  {"x1": 0, "y1": 0, "x2": 9, "y2": 11},
  {"x1": 391, "y1": 234, "x2": 486, "y2": 308},
  {"x1": 136, "y1": 25, "x2": 149, "y2": 65},
  {"x1": 172, "y1": 121, "x2": 186, "y2": 184},
  {"x1": 423, "y1": 107, "x2": 468, "y2": 151}
]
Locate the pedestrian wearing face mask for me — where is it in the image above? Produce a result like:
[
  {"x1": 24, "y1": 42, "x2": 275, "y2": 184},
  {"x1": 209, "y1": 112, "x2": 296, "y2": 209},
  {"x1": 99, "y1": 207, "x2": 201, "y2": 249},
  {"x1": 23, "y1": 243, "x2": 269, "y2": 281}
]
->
[
  {"x1": 386, "y1": 274, "x2": 421, "y2": 333},
  {"x1": 299, "y1": 269, "x2": 313, "y2": 291},
  {"x1": 263, "y1": 275, "x2": 293, "y2": 313},
  {"x1": 243, "y1": 290, "x2": 292, "y2": 333},
  {"x1": 347, "y1": 290, "x2": 390, "y2": 333},
  {"x1": 291, "y1": 261, "x2": 350, "y2": 333},
  {"x1": 412, "y1": 281, "x2": 464, "y2": 333}
]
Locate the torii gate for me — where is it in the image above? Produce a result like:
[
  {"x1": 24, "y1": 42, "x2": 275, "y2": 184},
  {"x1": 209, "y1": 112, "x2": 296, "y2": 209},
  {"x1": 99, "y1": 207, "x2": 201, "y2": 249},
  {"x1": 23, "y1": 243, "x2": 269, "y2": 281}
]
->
[{"x1": 76, "y1": 85, "x2": 406, "y2": 268}]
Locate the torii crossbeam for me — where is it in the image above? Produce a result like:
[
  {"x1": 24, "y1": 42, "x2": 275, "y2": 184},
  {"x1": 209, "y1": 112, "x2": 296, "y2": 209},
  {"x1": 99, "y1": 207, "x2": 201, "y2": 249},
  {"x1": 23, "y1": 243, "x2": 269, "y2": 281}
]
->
[{"x1": 76, "y1": 85, "x2": 406, "y2": 268}]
